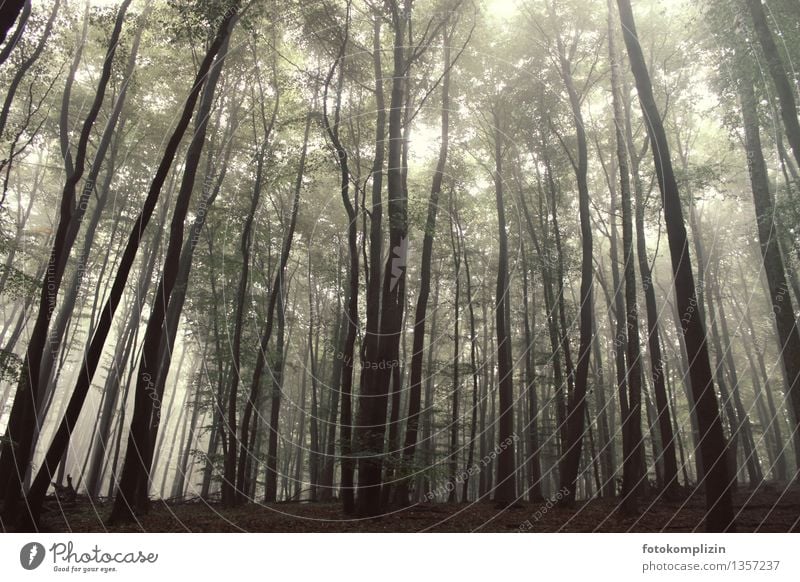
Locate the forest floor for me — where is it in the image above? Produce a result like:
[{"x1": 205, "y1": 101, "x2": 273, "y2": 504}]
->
[{"x1": 37, "y1": 483, "x2": 800, "y2": 533}]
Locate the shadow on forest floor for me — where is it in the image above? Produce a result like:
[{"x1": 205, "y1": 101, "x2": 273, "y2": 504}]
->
[{"x1": 32, "y1": 483, "x2": 800, "y2": 533}]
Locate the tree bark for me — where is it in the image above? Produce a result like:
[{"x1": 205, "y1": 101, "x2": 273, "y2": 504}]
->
[
  {"x1": 357, "y1": 0, "x2": 409, "y2": 516},
  {"x1": 616, "y1": 0, "x2": 734, "y2": 531},
  {"x1": 739, "y1": 68, "x2": 800, "y2": 472},
  {"x1": 745, "y1": 0, "x2": 800, "y2": 170},
  {"x1": 1, "y1": 0, "x2": 133, "y2": 526},
  {"x1": 491, "y1": 108, "x2": 516, "y2": 507}
]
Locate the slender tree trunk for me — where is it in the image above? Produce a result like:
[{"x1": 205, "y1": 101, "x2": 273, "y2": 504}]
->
[
  {"x1": 745, "y1": 0, "x2": 800, "y2": 170},
  {"x1": 739, "y1": 70, "x2": 800, "y2": 473},
  {"x1": 711, "y1": 269, "x2": 762, "y2": 486},
  {"x1": 321, "y1": 17, "x2": 357, "y2": 511},
  {"x1": 1, "y1": 0, "x2": 135, "y2": 527},
  {"x1": 110, "y1": 19, "x2": 234, "y2": 523},
  {"x1": 522, "y1": 242, "x2": 544, "y2": 502},
  {"x1": 0, "y1": 0, "x2": 29, "y2": 68},
  {"x1": 244, "y1": 108, "x2": 309, "y2": 501},
  {"x1": 397, "y1": 27, "x2": 452, "y2": 505},
  {"x1": 491, "y1": 110, "x2": 516, "y2": 507},
  {"x1": 448, "y1": 189, "x2": 461, "y2": 502},
  {"x1": 461, "y1": 232, "x2": 481, "y2": 502},
  {"x1": 616, "y1": 0, "x2": 734, "y2": 531},
  {"x1": 357, "y1": 2, "x2": 409, "y2": 516},
  {"x1": 606, "y1": 6, "x2": 647, "y2": 510},
  {"x1": 263, "y1": 280, "x2": 286, "y2": 503},
  {"x1": 552, "y1": 22, "x2": 594, "y2": 506}
]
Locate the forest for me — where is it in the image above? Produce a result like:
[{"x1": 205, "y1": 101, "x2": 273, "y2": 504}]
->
[{"x1": 0, "y1": 0, "x2": 799, "y2": 534}]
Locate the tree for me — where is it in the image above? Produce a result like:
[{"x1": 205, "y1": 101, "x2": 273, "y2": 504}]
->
[
  {"x1": 0, "y1": 0, "x2": 134, "y2": 526},
  {"x1": 744, "y1": 0, "x2": 800, "y2": 170},
  {"x1": 737, "y1": 61, "x2": 800, "y2": 472},
  {"x1": 616, "y1": 0, "x2": 734, "y2": 531}
]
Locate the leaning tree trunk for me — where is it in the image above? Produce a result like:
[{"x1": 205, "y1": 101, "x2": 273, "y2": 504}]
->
[
  {"x1": 1, "y1": 0, "x2": 133, "y2": 526},
  {"x1": 738, "y1": 69, "x2": 800, "y2": 471},
  {"x1": 110, "y1": 18, "x2": 235, "y2": 523},
  {"x1": 616, "y1": 0, "x2": 734, "y2": 531},
  {"x1": 744, "y1": 0, "x2": 800, "y2": 170},
  {"x1": 0, "y1": 0, "x2": 26, "y2": 48},
  {"x1": 20, "y1": 9, "x2": 238, "y2": 527},
  {"x1": 608, "y1": 4, "x2": 647, "y2": 511},
  {"x1": 0, "y1": 0, "x2": 29, "y2": 68}
]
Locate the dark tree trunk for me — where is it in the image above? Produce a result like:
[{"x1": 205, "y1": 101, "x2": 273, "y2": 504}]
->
[
  {"x1": 0, "y1": 0, "x2": 59, "y2": 142},
  {"x1": 522, "y1": 242, "x2": 544, "y2": 502},
  {"x1": 319, "y1": 301, "x2": 345, "y2": 502},
  {"x1": 357, "y1": 1, "x2": 409, "y2": 517},
  {"x1": 745, "y1": 0, "x2": 800, "y2": 170},
  {"x1": 354, "y1": 9, "x2": 386, "y2": 514},
  {"x1": 616, "y1": 0, "x2": 734, "y2": 531},
  {"x1": 109, "y1": 19, "x2": 234, "y2": 523},
  {"x1": 321, "y1": 12, "x2": 357, "y2": 511},
  {"x1": 553, "y1": 21, "x2": 594, "y2": 506},
  {"x1": 448, "y1": 188, "x2": 461, "y2": 502},
  {"x1": 710, "y1": 268, "x2": 762, "y2": 486},
  {"x1": 22, "y1": 15, "x2": 235, "y2": 519},
  {"x1": 224, "y1": 147, "x2": 265, "y2": 504},
  {"x1": 461, "y1": 230, "x2": 481, "y2": 502},
  {"x1": 492, "y1": 109, "x2": 516, "y2": 507},
  {"x1": 739, "y1": 69, "x2": 800, "y2": 471},
  {"x1": 243, "y1": 108, "x2": 309, "y2": 502},
  {"x1": 608, "y1": 5, "x2": 646, "y2": 511},
  {"x1": 397, "y1": 26, "x2": 452, "y2": 505},
  {"x1": 624, "y1": 90, "x2": 680, "y2": 497},
  {"x1": 0, "y1": 0, "x2": 26, "y2": 48},
  {"x1": 1, "y1": 0, "x2": 134, "y2": 526},
  {"x1": 0, "y1": 0, "x2": 29, "y2": 68},
  {"x1": 263, "y1": 284, "x2": 286, "y2": 503}
]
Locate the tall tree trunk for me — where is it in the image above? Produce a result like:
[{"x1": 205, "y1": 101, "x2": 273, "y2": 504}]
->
[
  {"x1": 0, "y1": 0, "x2": 29, "y2": 68},
  {"x1": 552, "y1": 18, "x2": 594, "y2": 506},
  {"x1": 357, "y1": 1, "x2": 409, "y2": 516},
  {"x1": 744, "y1": 0, "x2": 800, "y2": 170},
  {"x1": 711, "y1": 268, "x2": 762, "y2": 486},
  {"x1": 263, "y1": 283, "x2": 286, "y2": 502},
  {"x1": 522, "y1": 242, "x2": 544, "y2": 502},
  {"x1": 491, "y1": 109, "x2": 516, "y2": 507},
  {"x1": 607, "y1": 3, "x2": 646, "y2": 510},
  {"x1": 319, "y1": 292, "x2": 344, "y2": 502},
  {"x1": 0, "y1": 0, "x2": 26, "y2": 48},
  {"x1": 109, "y1": 18, "x2": 235, "y2": 523},
  {"x1": 448, "y1": 188, "x2": 461, "y2": 502},
  {"x1": 397, "y1": 26, "x2": 452, "y2": 505},
  {"x1": 244, "y1": 108, "x2": 309, "y2": 501},
  {"x1": 738, "y1": 69, "x2": 800, "y2": 472},
  {"x1": 616, "y1": 0, "x2": 734, "y2": 531},
  {"x1": 321, "y1": 13, "x2": 356, "y2": 512},
  {"x1": 461, "y1": 231, "x2": 481, "y2": 502},
  {"x1": 1, "y1": 0, "x2": 135, "y2": 526}
]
